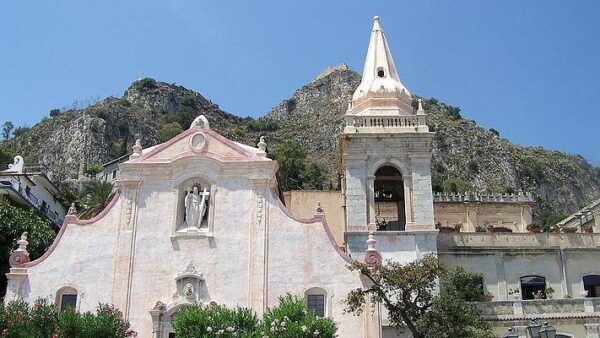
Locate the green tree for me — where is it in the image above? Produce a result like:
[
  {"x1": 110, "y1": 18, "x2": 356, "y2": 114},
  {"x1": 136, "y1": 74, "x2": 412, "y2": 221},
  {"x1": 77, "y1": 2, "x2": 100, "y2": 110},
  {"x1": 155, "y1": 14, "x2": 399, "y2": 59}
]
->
[
  {"x1": 442, "y1": 177, "x2": 472, "y2": 194},
  {"x1": 301, "y1": 162, "x2": 328, "y2": 190},
  {"x1": 271, "y1": 140, "x2": 307, "y2": 191},
  {"x1": 2, "y1": 121, "x2": 14, "y2": 140},
  {"x1": 78, "y1": 181, "x2": 115, "y2": 219},
  {"x1": 157, "y1": 122, "x2": 184, "y2": 142},
  {"x1": 344, "y1": 254, "x2": 493, "y2": 338},
  {"x1": 0, "y1": 198, "x2": 57, "y2": 295},
  {"x1": 86, "y1": 162, "x2": 104, "y2": 176}
]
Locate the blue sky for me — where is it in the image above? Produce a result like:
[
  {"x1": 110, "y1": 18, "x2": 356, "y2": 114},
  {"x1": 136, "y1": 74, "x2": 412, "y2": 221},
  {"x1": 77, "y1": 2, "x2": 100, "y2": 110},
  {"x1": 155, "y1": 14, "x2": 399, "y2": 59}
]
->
[{"x1": 0, "y1": 1, "x2": 598, "y2": 165}]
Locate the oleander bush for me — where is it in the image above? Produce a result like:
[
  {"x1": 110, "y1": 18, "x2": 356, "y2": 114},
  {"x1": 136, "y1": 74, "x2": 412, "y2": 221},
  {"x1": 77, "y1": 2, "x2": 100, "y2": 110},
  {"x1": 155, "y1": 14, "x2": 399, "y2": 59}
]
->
[
  {"x1": 172, "y1": 294, "x2": 337, "y2": 338},
  {"x1": 0, "y1": 299, "x2": 137, "y2": 338}
]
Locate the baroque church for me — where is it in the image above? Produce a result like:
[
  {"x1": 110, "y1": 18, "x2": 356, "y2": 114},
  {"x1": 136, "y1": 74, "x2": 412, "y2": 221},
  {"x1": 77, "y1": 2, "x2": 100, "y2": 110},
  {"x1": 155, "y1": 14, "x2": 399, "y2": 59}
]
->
[{"x1": 4, "y1": 16, "x2": 600, "y2": 338}]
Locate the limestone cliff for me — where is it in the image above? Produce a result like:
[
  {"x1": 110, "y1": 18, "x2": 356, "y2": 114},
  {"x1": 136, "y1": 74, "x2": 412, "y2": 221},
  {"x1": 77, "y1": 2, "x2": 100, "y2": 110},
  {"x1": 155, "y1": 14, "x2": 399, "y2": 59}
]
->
[{"x1": 3, "y1": 69, "x2": 599, "y2": 213}]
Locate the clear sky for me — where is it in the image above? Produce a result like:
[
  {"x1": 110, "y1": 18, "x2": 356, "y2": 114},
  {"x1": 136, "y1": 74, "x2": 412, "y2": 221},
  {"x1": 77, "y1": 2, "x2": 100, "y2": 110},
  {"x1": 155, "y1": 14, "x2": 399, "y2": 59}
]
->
[{"x1": 0, "y1": 1, "x2": 598, "y2": 165}]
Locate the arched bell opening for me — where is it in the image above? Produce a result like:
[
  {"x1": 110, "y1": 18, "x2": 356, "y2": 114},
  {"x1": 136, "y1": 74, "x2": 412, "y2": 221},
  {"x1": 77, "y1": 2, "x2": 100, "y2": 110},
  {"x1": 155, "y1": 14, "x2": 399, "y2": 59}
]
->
[{"x1": 374, "y1": 166, "x2": 406, "y2": 231}]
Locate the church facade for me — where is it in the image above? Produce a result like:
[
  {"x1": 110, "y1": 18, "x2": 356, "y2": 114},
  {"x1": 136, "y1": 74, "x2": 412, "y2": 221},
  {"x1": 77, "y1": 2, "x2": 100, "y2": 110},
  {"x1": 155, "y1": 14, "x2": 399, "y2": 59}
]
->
[{"x1": 5, "y1": 17, "x2": 600, "y2": 338}]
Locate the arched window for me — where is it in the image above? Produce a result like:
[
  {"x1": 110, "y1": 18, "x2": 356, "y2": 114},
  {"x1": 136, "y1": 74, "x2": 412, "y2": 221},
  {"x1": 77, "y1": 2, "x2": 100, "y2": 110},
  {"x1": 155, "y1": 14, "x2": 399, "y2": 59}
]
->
[
  {"x1": 374, "y1": 166, "x2": 405, "y2": 231},
  {"x1": 520, "y1": 276, "x2": 546, "y2": 300},
  {"x1": 583, "y1": 275, "x2": 600, "y2": 297},
  {"x1": 56, "y1": 286, "x2": 77, "y2": 311},
  {"x1": 305, "y1": 287, "x2": 327, "y2": 318}
]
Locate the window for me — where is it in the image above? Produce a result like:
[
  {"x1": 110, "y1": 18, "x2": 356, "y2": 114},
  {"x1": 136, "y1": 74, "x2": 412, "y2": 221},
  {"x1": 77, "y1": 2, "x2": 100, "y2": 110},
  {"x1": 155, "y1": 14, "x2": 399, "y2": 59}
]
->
[
  {"x1": 56, "y1": 287, "x2": 77, "y2": 311},
  {"x1": 377, "y1": 67, "x2": 385, "y2": 78},
  {"x1": 305, "y1": 287, "x2": 326, "y2": 318},
  {"x1": 112, "y1": 169, "x2": 117, "y2": 180},
  {"x1": 583, "y1": 275, "x2": 600, "y2": 297},
  {"x1": 520, "y1": 276, "x2": 546, "y2": 300}
]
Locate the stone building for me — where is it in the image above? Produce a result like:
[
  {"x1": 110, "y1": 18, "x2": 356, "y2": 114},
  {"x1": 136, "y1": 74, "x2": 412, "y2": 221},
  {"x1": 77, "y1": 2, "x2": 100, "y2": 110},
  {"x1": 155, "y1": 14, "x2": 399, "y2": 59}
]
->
[
  {"x1": 0, "y1": 156, "x2": 67, "y2": 228},
  {"x1": 4, "y1": 16, "x2": 600, "y2": 338}
]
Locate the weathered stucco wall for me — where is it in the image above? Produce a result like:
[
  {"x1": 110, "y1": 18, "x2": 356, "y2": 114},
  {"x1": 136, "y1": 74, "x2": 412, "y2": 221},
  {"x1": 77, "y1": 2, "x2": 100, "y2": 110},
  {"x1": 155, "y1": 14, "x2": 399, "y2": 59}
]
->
[
  {"x1": 8, "y1": 128, "x2": 370, "y2": 338},
  {"x1": 283, "y1": 190, "x2": 345, "y2": 244}
]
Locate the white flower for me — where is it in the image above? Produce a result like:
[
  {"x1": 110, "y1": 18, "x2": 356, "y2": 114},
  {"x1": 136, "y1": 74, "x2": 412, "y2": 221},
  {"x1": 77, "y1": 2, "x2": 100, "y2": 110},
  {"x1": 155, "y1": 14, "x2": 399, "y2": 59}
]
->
[
  {"x1": 206, "y1": 327, "x2": 213, "y2": 332},
  {"x1": 218, "y1": 329, "x2": 224, "y2": 334},
  {"x1": 280, "y1": 321, "x2": 286, "y2": 327},
  {"x1": 314, "y1": 330, "x2": 320, "y2": 337},
  {"x1": 301, "y1": 325, "x2": 307, "y2": 332},
  {"x1": 226, "y1": 326, "x2": 235, "y2": 332}
]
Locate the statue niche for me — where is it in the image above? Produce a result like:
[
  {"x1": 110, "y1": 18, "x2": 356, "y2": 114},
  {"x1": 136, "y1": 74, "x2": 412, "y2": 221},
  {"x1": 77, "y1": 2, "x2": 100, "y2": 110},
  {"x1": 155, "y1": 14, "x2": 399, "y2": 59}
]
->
[{"x1": 177, "y1": 181, "x2": 211, "y2": 234}]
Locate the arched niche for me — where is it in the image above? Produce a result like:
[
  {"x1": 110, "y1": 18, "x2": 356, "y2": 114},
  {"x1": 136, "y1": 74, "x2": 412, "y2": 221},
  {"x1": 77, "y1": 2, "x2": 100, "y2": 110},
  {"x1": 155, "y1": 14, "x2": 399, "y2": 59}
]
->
[
  {"x1": 173, "y1": 177, "x2": 215, "y2": 237},
  {"x1": 373, "y1": 166, "x2": 406, "y2": 231}
]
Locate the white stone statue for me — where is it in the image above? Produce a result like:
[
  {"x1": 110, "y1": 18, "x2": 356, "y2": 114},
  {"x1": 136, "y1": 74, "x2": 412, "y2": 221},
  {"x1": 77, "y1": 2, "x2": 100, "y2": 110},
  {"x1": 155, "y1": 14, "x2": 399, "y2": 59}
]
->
[
  {"x1": 184, "y1": 187, "x2": 209, "y2": 228},
  {"x1": 5, "y1": 156, "x2": 24, "y2": 173}
]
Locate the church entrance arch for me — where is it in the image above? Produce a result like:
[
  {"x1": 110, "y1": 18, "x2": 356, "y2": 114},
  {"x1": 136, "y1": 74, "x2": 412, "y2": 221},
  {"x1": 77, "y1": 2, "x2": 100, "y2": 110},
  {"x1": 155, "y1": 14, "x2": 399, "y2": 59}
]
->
[{"x1": 374, "y1": 166, "x2": 406, "y2": 231}]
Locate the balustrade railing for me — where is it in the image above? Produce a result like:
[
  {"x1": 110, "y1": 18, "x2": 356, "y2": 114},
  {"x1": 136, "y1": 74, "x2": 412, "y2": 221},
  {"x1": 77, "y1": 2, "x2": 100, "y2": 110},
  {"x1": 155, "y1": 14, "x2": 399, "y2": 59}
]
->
[{"x1": 345, "y1": 114, "x2": 426, "y2": 129}]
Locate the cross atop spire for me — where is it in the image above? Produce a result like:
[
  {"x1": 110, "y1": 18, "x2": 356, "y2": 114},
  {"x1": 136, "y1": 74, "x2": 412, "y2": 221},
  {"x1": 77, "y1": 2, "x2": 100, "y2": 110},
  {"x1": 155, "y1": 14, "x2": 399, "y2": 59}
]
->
[{"x1": 350, "y1": 16, "x2": 413, "y2": 116}]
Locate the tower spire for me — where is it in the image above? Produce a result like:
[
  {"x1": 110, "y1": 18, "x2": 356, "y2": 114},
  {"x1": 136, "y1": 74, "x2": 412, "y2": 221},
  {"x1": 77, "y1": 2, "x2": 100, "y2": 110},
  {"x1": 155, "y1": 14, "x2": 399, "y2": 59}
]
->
[{"x1": 350, "y1": 16, "x2": 413, "y2": 116}]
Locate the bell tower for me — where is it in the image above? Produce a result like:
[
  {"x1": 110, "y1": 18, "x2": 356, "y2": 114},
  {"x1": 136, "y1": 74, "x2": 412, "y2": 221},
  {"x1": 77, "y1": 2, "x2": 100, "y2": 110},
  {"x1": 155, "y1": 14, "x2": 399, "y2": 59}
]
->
[{"x1": 341, "y1": 16, "x2": 435, "y2": 235}]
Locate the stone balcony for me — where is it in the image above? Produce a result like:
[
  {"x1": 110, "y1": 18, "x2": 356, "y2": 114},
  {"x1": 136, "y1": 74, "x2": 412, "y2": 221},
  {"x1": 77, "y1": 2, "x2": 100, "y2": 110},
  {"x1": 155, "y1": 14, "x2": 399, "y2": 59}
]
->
[
  {"x1": 343, "y1": 114, "x2": 428, "y2": 133},
  {"x1": 475, "y1": 298, "x2": 600, "y2": 321},
  {"x1": 438, "y1": 232, "x2": 600, "y2": 250}
]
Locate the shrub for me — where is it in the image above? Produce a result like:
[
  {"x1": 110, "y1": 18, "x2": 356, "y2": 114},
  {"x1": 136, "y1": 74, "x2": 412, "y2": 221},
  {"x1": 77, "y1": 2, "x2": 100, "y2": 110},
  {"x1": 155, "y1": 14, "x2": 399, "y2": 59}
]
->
[
  {"x1": 133, "y1": 77, "x2": 157, "y2": 92},
  {"x1": 181, "y1": 93, "x2": 197, "y2": 109},
  {"x1": 489, "y1": 128, "x2": 500, "y2": 137},
  {"x1": 261, "y1": 294, "x2": 337, "y2": 338},
  {"x1": 0, "y1": 300, "x2": 136, "y2": 338},
  {"x1": 86, "y1": 162, "x2": 104, "y2": 176},
  {"x1": 49, "y1": 109, "x2": 62, "y2": 117},
  {"x1": 116, "y1": 98, "x2": 131, "y2": 107},
  {"x1": 467, "y1": 160, "x2": 479, "y2": 174},
  {"x1": 173, "y1": 303, "x2": 259, "y2": 338},
  {"x1": 301, "y1": 162, "x2": 328, "y2": 190},
  {"x1": 164, "y1": 110, "x2": 194, "y2": 130},
  {"x1": 157, "y1": 122, "x2": 184, "y2": 142},
  {"x1": 247, "y1": 117, "x2": 279, "y2": 132},
  {"x1": 447, "y1": 105, "x2": 462, "y2": 119},
  {"x1": 172, "y1": 295, "x2": 337, "y2": 338},
  {"x1": 442, "y1": 177, "x2": 472, "y2": 194}
]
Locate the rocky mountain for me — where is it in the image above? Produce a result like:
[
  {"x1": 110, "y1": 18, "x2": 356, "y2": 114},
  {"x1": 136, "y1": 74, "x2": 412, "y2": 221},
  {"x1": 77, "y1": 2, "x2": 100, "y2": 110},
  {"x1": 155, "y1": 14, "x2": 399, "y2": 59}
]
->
[{"x1": 3, "y1": 68, "x2": 599, "y2": 213}]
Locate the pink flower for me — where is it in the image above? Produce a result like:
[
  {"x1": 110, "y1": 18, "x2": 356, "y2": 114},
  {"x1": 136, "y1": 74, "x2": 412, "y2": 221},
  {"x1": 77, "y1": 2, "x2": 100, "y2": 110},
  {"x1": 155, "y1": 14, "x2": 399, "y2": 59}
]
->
[{"x1": 2, "y1": 328, "x2": 8, "y2": 336}]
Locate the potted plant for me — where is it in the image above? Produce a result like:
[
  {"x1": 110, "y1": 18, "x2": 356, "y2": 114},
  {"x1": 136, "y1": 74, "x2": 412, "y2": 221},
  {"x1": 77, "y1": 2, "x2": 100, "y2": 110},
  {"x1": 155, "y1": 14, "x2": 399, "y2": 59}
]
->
[
  {"x1": 561, "y1": 226, "x2": 578, "y2": 233},
  {"x1": 527, "y1": 223, "x2": 542, "y2": 233},
  {"x1": 508, "y1": 288, "x2": 521, "y2": 300},
  {"x1": 546, "y1": 286, "x2": 555, "y2": 299},
  {"x1": 583, "y1": 225, "x2": 594, "y2": 233},
  {"x1": 453, "y1": 223, "x2": 462, "y2": 233},
  {"x1": 550, "y1": 225, "x2": 560, "y2": 234},
  {"x1": 475, "y1": 225, "x2": 486, "y2": 233},
  {"x1": 484, "y1": 292, "x2": 494, "y2": 302}
]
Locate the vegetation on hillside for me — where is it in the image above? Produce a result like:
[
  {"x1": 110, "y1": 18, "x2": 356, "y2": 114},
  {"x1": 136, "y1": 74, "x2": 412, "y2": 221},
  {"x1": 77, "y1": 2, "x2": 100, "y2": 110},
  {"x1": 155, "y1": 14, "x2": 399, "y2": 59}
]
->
[
  {"x1": 270, "y1": 140, "x2": 329, "y2": 191},
  {"x1": 2, "y1": 70, "x2": 599, "y2": 215}
]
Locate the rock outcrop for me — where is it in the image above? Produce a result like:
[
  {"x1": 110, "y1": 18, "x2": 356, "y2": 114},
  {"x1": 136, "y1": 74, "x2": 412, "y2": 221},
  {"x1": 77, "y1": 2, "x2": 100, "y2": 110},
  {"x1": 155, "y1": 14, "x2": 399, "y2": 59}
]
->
[{"x1": 3, "y1": 69, "x2": 599, "y2": 213}]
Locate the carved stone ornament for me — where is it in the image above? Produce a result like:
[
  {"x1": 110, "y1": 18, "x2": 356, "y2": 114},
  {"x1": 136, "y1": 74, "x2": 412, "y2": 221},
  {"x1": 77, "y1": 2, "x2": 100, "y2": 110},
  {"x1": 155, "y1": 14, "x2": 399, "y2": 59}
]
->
[
  {"x1": 153, "y1": 301, "x2": 166, "y2": 311},
  {"x1": 189, "y1": 132, "x2": 207, "y2": 153},
  {"x1": 189, "y1": 115, "x2": 210, "y2": 129},
  {"x1": 364, "y1": 232, "x2": 382, "y2": 267},
  {"x1": 5, "y1": 156, "x2": 24, "y2": 173},
  {"x1": 9, "y1": 232, "x2": 30, "y2": 267},
  {"x1": 173, "y1": 262, "x2": 205, "y2": 302}
]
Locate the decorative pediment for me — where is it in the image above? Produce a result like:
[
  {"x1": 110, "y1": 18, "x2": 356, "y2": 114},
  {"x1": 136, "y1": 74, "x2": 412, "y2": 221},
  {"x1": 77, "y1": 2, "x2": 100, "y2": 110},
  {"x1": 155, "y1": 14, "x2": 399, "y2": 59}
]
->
[{"x1": 135, "y1": 128, "x2": 264, "y2": 163}]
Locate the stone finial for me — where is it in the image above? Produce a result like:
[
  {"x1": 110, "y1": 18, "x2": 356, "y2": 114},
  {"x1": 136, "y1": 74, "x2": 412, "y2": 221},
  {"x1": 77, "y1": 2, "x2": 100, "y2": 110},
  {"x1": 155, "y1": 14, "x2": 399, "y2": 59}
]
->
[
  {"x1": 416, "y1": 99, "x2": 425, "y2": 115},
  {"x1": 257, "y1": 136, "x2": 267, "y2": 152},
  {"x1": 5, "y1": 155, "x2": 24, "y2": 173},
  {"x1": 130, "y1": 139, "x2": 143, "y2": 160},
  {"x1": 315, "y1": 201, "x2": 324, "y2": 214},
  {"x1": 17, "y1": 232, "x2": 28, "y2": 252},
  {"x1": 364, "y1": 231, "x2": 382, "y2": 267},
  {"x1": 9, "y1": 232, "x2": 30, "y2": 267},
  {"x1": 67, "y1": 203, "x2": 77, "y2": 216},
  {"x1": 190, "y1": 115, "x2": 210, "y2": 130}
]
